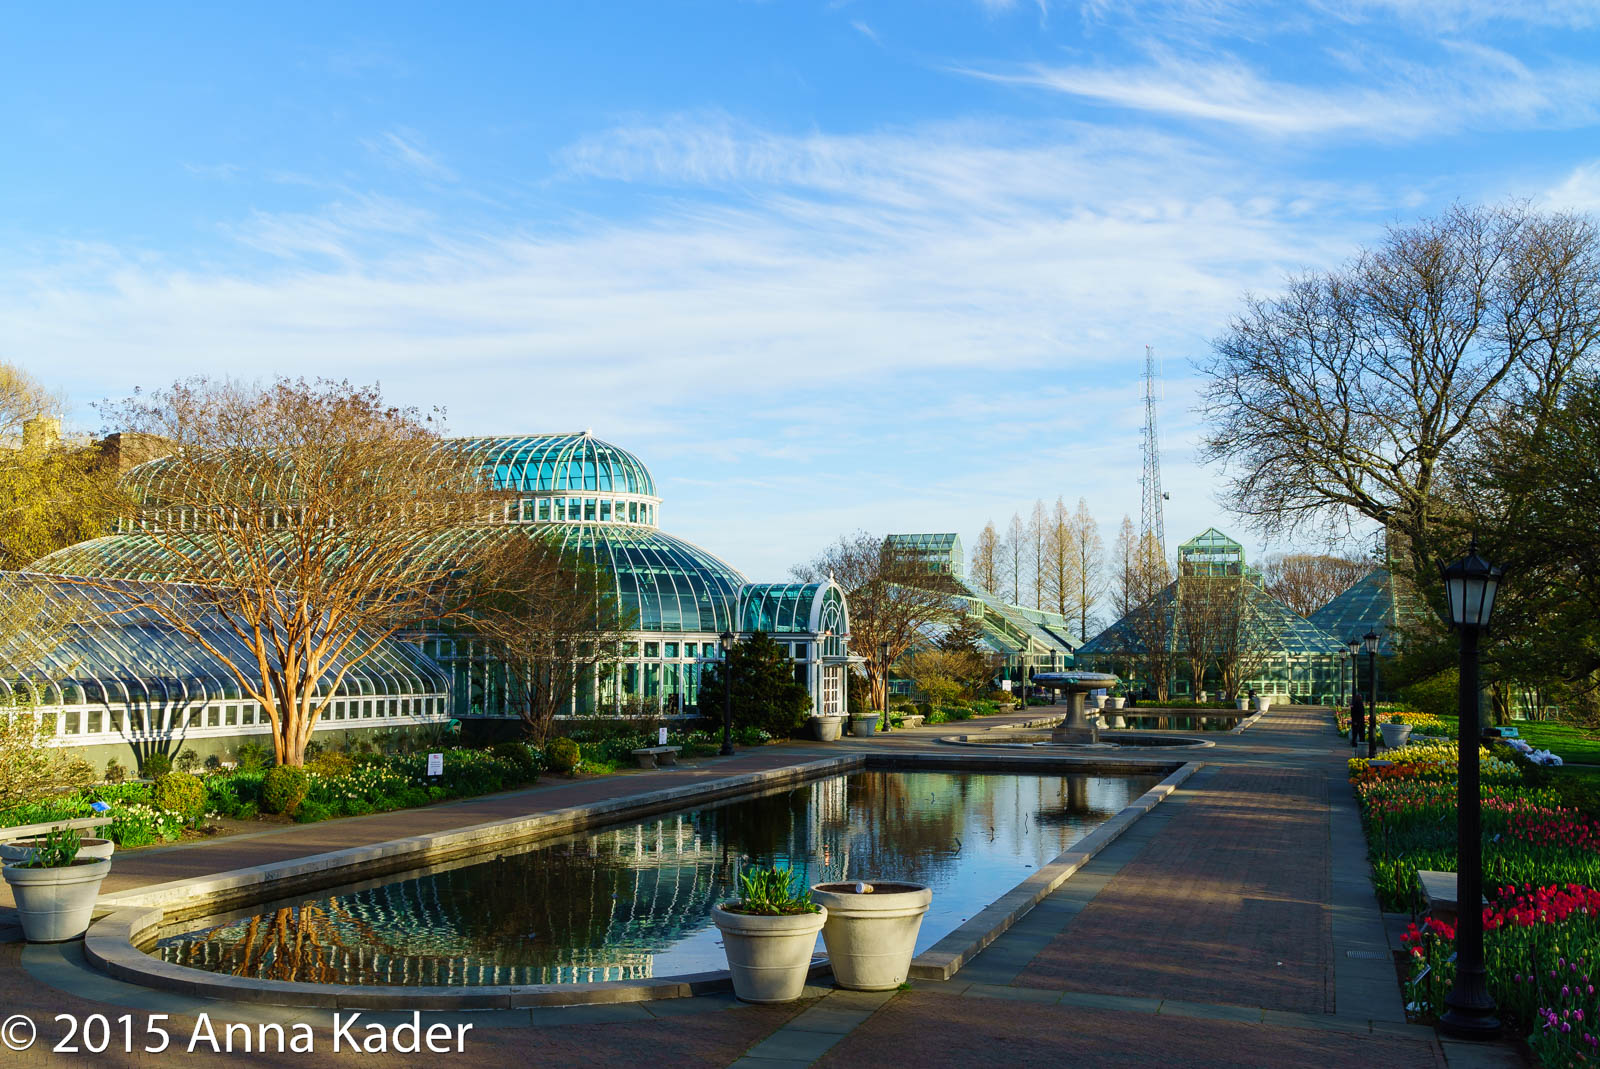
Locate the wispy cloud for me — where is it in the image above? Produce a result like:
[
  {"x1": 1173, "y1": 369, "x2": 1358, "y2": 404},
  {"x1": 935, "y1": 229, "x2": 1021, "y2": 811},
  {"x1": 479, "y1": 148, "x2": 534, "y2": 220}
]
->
[
  {"x1": 960, "y1": 42, "x2": 1600, "y2": 139},
  {"x1": 850, "y1": 19, "x2": 880, "y2": 44},
  {"x1": 362, "y1": 128, "x2": 457, "y2": 182},
  {"x1": 1543, "y1": 159, "x2": 1600, "y2": 213}
]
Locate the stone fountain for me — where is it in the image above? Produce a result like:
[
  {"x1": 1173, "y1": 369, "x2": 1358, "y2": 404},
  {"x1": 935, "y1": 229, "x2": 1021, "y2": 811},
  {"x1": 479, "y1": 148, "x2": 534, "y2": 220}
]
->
[{"x1": 1029, "y1": 671, "x2": 1121, "y2": 744}]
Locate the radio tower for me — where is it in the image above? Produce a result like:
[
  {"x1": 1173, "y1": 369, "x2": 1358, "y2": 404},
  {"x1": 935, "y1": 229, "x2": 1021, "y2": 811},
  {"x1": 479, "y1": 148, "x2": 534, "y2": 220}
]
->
[{"x1": 1139, "y1": 345, "x2": 1167, "y2": 569}]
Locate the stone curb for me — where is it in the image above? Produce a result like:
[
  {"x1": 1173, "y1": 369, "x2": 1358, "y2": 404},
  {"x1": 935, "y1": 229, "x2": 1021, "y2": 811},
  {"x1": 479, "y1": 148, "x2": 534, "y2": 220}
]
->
[{"x1": 908, "y1": 760, "x2": 1202, "y2": 980}]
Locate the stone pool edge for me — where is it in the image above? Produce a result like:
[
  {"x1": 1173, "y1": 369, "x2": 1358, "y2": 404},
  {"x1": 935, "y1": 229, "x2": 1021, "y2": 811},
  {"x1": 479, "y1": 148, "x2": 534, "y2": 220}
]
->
[
  {"x1": 906, "y1": 760, "x2": 1200, "y2": 980},
  {"x1": 82, "y1": 753, "x2": 1192, "y2": 1009}
]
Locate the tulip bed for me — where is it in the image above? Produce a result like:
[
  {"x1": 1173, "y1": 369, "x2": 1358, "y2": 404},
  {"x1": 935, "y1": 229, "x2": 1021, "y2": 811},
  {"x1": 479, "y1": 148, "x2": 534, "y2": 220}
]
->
[{"x1": 1350, "y1": 733, "x2": 1600, "y2": 1063}]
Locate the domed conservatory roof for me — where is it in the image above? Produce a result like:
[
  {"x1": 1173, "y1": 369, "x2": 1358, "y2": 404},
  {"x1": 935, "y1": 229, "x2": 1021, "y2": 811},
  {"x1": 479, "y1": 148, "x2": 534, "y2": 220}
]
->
[{"x1": 455, "y1": 433, "x2": 656, "y2": 498}]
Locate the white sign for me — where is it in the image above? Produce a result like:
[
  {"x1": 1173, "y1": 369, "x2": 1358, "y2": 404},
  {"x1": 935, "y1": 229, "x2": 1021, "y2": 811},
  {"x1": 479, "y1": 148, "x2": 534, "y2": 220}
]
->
[
  {"x1": 1000, "y1": 679, "x2": 1013, "y2": 692},
  {"x1": 658, "y1": 727, "x2": 669, "y2": 746},
  {"x1": 427, "y1": 752, "x2": 444, "y2": 777}
]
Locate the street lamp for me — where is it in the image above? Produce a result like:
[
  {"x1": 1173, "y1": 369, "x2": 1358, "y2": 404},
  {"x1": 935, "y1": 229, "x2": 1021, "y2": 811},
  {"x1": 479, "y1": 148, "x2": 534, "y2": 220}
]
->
[
  {"x1": 878, "y1": 641, "x2": 890, "y2": 732},
  {"x1": 1437, "y1": 542, "x2": 1504, "y2": 1040},
  {"x1": 1364, "y1": 630, "x2": 1380, "y2": 759},
  {"x1": 1337, "y1": 649, "x2": 1347, "y2": 712},
  {"x1": 1346, "y1": 637, "x2": 1363, "y2": 746},
  {"x1": 719, "y1": 629, "x2": 736, "y2": 756}
]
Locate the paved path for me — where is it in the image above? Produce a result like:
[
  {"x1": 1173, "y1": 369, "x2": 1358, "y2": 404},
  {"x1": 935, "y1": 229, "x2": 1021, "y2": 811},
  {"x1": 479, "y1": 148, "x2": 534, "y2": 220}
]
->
[{"x1": 0, "y1": 709, "x2": 1532, "y2": 1066}]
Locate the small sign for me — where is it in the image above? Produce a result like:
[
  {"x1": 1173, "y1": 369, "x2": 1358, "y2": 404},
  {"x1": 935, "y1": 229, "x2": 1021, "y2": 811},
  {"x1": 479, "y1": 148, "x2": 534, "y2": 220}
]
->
[
  {"x1": 658, "y1": 726, "x2": 669, "y2": 746},
  {"x1": 1001, "y1": 680, "x2": 1013, "y2": 693},
  {"x1": 427, "y1": 752, "x2": 444, "y2": 777}
]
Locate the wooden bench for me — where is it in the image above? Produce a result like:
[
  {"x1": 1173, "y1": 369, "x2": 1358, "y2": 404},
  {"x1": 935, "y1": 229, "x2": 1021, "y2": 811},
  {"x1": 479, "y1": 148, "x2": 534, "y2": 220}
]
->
[
  {"x1": 631, "y1": 745, "x2": 682, "y2": 769},
  {"x1": 1417, "y1": 869, "x2": 1487, "y2": 927},
  {"x1": 2, "y1": 815, "x2": 113, "y2": 842}
]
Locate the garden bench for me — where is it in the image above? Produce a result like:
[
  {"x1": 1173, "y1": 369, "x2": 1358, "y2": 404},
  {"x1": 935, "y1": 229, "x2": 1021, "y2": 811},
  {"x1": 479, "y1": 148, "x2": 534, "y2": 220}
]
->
[
  {"x1": 1, "y1": 816, "x2": 114, "y2": 843},
  {"x1": 630, "y1": 745, "x2": 682, "y2": 769},
  {"x1": 1417, "y1": 869, "x2": 1486, "y2": 927}
]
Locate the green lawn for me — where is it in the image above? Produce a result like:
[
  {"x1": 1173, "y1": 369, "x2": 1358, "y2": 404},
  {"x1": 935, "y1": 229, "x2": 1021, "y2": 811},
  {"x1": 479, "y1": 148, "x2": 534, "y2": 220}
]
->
[{"x1": 1436, "y1": 715, "x2": 1600, "y2": 764}]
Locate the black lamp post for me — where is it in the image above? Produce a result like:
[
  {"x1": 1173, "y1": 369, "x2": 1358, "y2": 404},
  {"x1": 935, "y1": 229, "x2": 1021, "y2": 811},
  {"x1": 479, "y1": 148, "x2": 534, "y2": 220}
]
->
[
  {"x1": 1364, "y1": 630, "x2": 1380, "y2": 759},
  {"x1": 1438, "y1": 542, "x2": 1504, "y2": 1039},
  {"x1": 1347, "y1": 637, "x2": 1363, "y2": 746},
  {"x1": 719, "y1": 629, "x2": 736, "y2": 756},
  {"x1": 878, "y1": 641, "x2": 890, "y2": 732},
  {"x1": 1337, "y1": 650, "x2": 1347, "y2": 712}
]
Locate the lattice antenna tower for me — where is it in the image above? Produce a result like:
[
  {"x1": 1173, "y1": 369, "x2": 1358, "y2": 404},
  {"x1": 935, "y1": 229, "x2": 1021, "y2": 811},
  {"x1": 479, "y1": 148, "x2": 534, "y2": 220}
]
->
[{"x1": 1139, "y1": 345, "x2": 1168, "y2": 571}]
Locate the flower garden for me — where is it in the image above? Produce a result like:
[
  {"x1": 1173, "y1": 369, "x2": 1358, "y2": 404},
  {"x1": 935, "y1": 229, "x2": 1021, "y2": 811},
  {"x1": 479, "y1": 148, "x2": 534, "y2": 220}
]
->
[{"x1": 1344, "y1": 713, "x2": 1600, "y2": 1064}]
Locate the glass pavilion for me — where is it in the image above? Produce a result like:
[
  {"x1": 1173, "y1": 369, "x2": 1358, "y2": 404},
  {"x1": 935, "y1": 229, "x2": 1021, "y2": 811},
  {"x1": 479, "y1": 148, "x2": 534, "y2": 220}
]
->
[
  {"x1": 1076, "y1": 529, "x2": 1347, "y2": 701},
  {"x1": 30, "y1": 432, "x2": 853, "y2": 731},
  {"x1": 0, "y1": 573, "x2": 449, "y2": 762}
]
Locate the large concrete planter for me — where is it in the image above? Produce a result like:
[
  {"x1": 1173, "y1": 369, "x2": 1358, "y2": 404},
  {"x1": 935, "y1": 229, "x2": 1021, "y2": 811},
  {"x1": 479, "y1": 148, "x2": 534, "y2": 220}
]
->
[
  {"x1": 1106, "y1": 696, "x2": 1125, "y2": 710},
  {"x1": 3, "y1": 858, "x2": 112, "y2": 942},
  {"x1": 1254, "y1": 696, "x2": 1270, "y2": 712},
  {"x1": 809, "y1": 715, "x2": 845, "y2": 742},
  {"x1": 1380, "y1": 722, "x2": 1414, "y2": 749},
  {"x1": 712, "y1": 904, "x2": 827, "y2": 1003},
  {"x1": 849, "y1": 715, "x2": 880, "y2": 738},
  {"x1": 811, "y1": 882, "x2": 932, "y2": 990},
  {"x1": 1, "y1": 838, "x2": 115, "y2": 864},
  {"x1": 1236, "y1": 698, "x2": 1250, "y2": 711},
  {"x1": 1086, "y1": 694, "x2": 1104, "y2": 711}
]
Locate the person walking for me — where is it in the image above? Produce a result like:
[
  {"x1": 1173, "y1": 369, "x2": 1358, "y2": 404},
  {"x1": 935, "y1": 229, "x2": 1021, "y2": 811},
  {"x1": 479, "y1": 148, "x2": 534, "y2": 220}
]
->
[{"x1": 1350, "y1": 691, "x2": 1365, "y2": 746}]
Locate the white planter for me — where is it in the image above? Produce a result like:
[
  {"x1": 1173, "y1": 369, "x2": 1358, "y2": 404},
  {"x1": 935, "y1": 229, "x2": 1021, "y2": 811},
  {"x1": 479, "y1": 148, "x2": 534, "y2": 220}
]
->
[
  {"x1": 849, "y1": 716, "x2": 880, "y2": 738},
  {"x1": 1254, "y1": 696, "x2": 1270, "y2": 712},
  {"x1": 3, "y1": 858, "x2": 112, "y2": 942},
  {"x1": 1086, "y1": 695, "x2": 1105, "y2": 711},
  {"x1": 811, "y1": 881, "x2": 932, "y2": 991},
  {"x1": 1106, "y1": 697, "x2": 1125, "y2": 710},
  {"x1": 1380, "y1": 722, "x2": 1414, "y2": 749},
  {"x1": 712, "y1": 903, "x2": 827, "y2": 1003},
  {"x1": 1, "y1": 838, "x2": 115, "y2": 864},
  {"x1": 809, "y1": 716, "x2": 845, "y2": 741},
  {"x1": 1236, "y1": 698, "x2": 1249, "y2": 711}
]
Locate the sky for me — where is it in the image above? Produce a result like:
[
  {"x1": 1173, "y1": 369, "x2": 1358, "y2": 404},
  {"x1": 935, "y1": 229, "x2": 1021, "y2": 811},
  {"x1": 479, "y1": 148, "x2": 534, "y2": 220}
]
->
[{"x1": 4, "y1": 1, "x2": 1600, "y2": 598}]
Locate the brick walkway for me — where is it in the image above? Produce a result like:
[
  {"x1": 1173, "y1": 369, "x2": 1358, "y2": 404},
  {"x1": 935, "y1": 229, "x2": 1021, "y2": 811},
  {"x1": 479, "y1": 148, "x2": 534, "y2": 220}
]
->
[{"x1": 0, "y1": 709, "x2": 1526, "y2": 1066}]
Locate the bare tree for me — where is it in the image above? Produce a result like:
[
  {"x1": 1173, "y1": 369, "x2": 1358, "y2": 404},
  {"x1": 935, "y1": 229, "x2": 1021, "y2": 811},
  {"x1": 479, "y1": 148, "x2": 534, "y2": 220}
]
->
[
  {"x1": 1213, "y1": 581, "x2": 1278, "y2": 700},
  {"x1": 999, "y1": 512, "x2": 1026, "y2": 606},
  {"x1": 794, "y1": 532, "x2": 953, "y2": 714},
  {"x1": 1111, "y1": 515, "x2": 1139, "y2": 618},
  {"x1": 1176, "y1": 575, "x2": 1223, "y2": 698},
  {"x1": 1258, "y1": 552, "x2": 1372, "y2": 617},
  {"x1": 1027, "y1": 499, "x2": 1049, "y2": 610},
  {"x1": 1201, "y1": 203, "x2": 1600, "y2": 588},
  {"x1": 1126, "y1": 533, "x2": 1175, "y2": 700},
  {"x1": 1065, "y1": 498, "x2": 1105, "y2": 640},
  {"x1": 1046, "y1": 497, "x2": 1072, "y2": 617},
  {"x1": 79, "y1": 377, "x2": 499, "y2": 766},
  {"x1": 969, "y1": 521, "x2": 999, "y2": 595},
  {"x1": 469, "y1": 536, "x2": 636, "y2": 743}
]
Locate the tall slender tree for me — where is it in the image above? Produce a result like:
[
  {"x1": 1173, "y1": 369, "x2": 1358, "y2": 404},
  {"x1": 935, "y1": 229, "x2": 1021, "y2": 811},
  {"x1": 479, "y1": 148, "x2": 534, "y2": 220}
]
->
[
  {"x1": 1112, "y1": 515, "x2": 1138, "y2": 619},
  {"x1": 970, "y1": 521, "x2": 1000, "y2": 595},
  {"x1": 1003, "y1": 512, "x2": 1026, "y2": 606},
  {"x1": 1065, "y1": 498, "x2": 1105, "y2": 640},
  {"x1": 1027, "y1": 499, "x2": 1049, "y2": 610}
]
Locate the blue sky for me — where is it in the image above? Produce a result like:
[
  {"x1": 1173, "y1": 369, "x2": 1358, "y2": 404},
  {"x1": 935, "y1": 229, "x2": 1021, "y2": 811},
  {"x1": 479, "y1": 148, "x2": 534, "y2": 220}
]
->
[{"x1": 4, "y1": 1, "x2": 1600, "y2": 599}]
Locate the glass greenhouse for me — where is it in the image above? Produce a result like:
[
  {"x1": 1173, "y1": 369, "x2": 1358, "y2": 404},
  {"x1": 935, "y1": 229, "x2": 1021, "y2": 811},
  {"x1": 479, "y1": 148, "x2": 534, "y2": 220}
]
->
[
  {"x1": 28, "y1": 432, "x2": 855, "y2": 736},
  {"x1": 1077, "y1": 529, "x2": 1346, "y2": 701},
  {"x1": 0, "y1": 573, "x2": 449, "y2": 754}
]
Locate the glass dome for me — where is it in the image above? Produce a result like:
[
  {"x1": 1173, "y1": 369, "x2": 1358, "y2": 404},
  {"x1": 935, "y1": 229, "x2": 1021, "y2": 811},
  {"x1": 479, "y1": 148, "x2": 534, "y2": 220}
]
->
[{"x1": 455, "y1": 433, "x2": 656, "y2": 498}]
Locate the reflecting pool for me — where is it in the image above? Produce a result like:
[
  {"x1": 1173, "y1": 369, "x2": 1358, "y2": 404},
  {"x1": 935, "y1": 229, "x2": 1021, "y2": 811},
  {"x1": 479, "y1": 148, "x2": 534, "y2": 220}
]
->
[{"x1": 153, "y1": 769, "x2": 1160, "y2": 987}]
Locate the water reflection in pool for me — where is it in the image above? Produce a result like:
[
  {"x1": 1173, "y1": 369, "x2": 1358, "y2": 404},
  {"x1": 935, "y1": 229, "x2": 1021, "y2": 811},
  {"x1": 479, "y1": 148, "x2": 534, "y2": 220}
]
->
[{"x1": 154, "y1": 770, "x2": 1159, "y2": 987}]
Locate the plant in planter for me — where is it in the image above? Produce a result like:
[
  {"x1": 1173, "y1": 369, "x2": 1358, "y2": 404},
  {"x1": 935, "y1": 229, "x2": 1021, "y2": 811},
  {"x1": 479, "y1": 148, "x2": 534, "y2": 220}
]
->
[
  {"x1": 712, "y1": 866, "x2": 827, "y2": 1003},
  {"x1": 849, "y1": 710, "x2": 882, "y2": 737},
  {"x1": 808, "y1": 714, "x2": 846, "y2": 742},
  {"x1": 1, "y1": 827, "x2": 113, "y2": 942},
  {"x1": 810, "y1": 880, "x2": 933, "y2": 990},
  {"x1": 1379, "y1": 714, "x2": 1414, "y2": 749}
]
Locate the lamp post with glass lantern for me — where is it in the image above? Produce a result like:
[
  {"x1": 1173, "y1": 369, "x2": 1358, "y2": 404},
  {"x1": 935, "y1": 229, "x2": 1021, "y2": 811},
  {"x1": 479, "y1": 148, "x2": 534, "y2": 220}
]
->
[
  {"x1": 719, "y1": 630, "x2": 736, "y2": 756},
  {"x1": 1364, "y1": 630, "x2": 1380, "y2": 759},
  {"x1": 878, "y1": 641, "x2": 891, "y2": 732},
  {"x1": 1347, "y1": 637, "x2": 1363, "y2": 746},
  {"x1": 1438, "y1": 542, "x2": 1503, "y2": 1039},
  {"x1": 1337, "y1": 649, "x2": 1347, "y2": 713}
]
